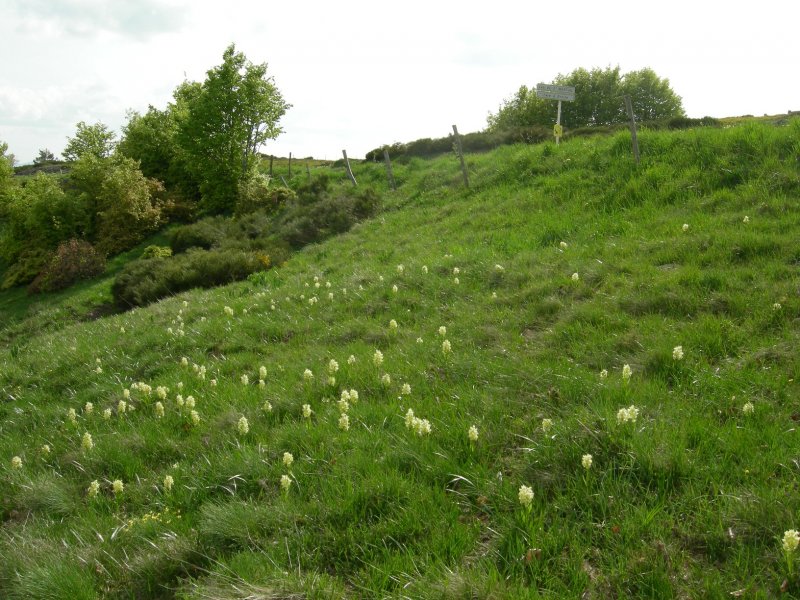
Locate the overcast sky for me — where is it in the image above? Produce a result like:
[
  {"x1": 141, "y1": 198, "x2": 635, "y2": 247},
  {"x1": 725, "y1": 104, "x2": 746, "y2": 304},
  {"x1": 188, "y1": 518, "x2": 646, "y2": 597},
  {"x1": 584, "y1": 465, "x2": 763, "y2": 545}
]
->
[{"x1": 1, "y1": 0, "x2": 798, "y2": 164}]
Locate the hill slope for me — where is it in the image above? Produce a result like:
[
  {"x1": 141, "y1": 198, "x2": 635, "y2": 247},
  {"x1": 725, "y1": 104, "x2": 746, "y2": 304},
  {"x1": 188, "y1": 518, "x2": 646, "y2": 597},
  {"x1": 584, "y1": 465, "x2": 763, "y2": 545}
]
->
[{"x1": 1, "y1": 121, "x2": 799, "y2": 598}]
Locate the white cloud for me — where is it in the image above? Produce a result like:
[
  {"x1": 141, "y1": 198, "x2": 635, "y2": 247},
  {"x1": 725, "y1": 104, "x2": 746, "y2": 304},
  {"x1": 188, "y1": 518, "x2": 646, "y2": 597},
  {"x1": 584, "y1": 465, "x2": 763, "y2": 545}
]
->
[
  {"x1": 1, "y1": 0, "x2": 799, "y2": 164},
  {"x1": 5, "y1": 0, "x2": 187, "y2": 39}
]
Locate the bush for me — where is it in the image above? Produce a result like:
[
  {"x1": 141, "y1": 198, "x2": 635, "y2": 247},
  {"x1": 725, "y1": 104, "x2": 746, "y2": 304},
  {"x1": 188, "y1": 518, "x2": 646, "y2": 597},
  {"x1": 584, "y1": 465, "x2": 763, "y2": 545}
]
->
[
  {"x1": 665, "y1": 116, "x2": 722, "y2": 130},
  {"x1": 141, "y1": 245, "x2": 173, "y2": 259},
  {"x1": 69, "y1": 155, "x2": 163, "y2": 256},
  {"x1": 275, "y1": 177, "x2": 381, "y2": 249},
  {"x1": 1, "y1": 248, "x2": 51, "y2": 289},
  {"x1": 168, "y1": 217, "x2": 228, "y2": 253},
  {"x1": 112, "y1": 248, "x2": 267, "y2": 308},
  {"x1": 28, "y1": 239, "x2": 106, "y2": 293},
  {"x1": 365, "y1": 126, "x2": 553, "y2": 161},
  {"x1": 235, "y1": 175, "x2": 296, "y2": 216},
  {"x1": 159, "y1": 190, "x2": 199, "y2": 224}
]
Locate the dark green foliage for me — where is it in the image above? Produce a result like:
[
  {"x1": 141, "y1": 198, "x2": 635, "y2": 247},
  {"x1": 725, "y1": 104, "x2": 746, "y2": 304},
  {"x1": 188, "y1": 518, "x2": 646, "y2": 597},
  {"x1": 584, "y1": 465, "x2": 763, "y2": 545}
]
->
[
  {"x1": 28, "y1": 239, "x2": 106, "y2": 294},
  {"x1": 276, "y1": 175, "x2": 380, "y2": 249},
  {"x1": 115, "y1": 174, "x2": 380, "y2": 308},
  {"x1": 111, "y1": 248, "x2": 266, "y2": 308},
  {"x1": 159, "y1": 190, "x2": 199, "y2": 224},
  {"x1": 0, "y1": 173, "x2": 86, "y2": 281},
  {"x1": 167, "y1": 217, "x2": 228, "y2": 253},
  {"x1": 119, "y1": 107, "x2": 183, "y2": 186},
  {"x1": 665, "y1": 116, "x2": 721, "y2": 129},
  {"x1": 0, "y1": 248, "x2": 50, "y2": 289},
  {"x1": 33, "y1": 149, "x2": 56, "y2": 165}
]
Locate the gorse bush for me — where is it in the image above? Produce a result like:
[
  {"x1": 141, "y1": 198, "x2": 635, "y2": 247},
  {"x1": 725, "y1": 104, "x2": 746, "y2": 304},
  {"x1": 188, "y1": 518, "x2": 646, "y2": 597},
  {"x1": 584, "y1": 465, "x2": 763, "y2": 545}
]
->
[
  {"x1": 28, "y1": 239, "x2": 106, "y2": 294},
  {"x1": 111, "y1": 248, "x2": 266, "y2": 308},
  {"x1": 141, "y1": 245, "x2": 173, "y2": 259},
  {"x1": 114, "y1": 175, "x2": 381, "y2": 308},
  {"x1": 235, "y1": 176, "x2": 296, "y2": 216},
  {"x1": 168, "y1": 217, "x2": 228, "y2": 253},
  {"x1": 275, "y1": 174, "x2": 380, "y2": 249},
  {"x1": 0, "y1": 248, "x2": 51, "y2": 289}
]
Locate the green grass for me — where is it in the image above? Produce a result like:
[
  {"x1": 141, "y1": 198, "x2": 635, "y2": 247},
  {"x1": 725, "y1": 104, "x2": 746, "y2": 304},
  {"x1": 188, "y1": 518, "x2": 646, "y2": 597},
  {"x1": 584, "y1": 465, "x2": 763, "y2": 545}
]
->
[
  {"x1": 0, "y1": 230, "x2": 173, "y2": 344},
  {"x1": 1, "y1": 119, "x2": 800, "y2": 598}
]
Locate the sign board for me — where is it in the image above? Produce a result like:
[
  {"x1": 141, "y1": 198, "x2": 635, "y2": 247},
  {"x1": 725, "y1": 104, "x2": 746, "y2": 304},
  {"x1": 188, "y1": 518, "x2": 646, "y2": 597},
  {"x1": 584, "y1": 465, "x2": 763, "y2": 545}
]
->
[
  {"x1": 536, "y1": 83, "x2": 575, "y2": 102},
  {"x1": 553, "y1": 124, "x2": 563, "y2": 138}
]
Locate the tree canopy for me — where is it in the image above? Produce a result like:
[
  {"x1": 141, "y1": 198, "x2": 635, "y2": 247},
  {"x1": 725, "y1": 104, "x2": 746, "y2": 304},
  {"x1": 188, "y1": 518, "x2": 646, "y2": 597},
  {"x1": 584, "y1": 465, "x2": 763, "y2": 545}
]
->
[
  {"x1": 62, "y1": 121, "x2": 117, "y2": 161},
  {"x1": 487, "y1": 66, "x2": 684, "y2": 131},
  {"x1": 176, "y1": 44, "x2": 290, "y2": 214},
  {"x1": 33, "y1": 148, "x2": 56, "y2": 165}
]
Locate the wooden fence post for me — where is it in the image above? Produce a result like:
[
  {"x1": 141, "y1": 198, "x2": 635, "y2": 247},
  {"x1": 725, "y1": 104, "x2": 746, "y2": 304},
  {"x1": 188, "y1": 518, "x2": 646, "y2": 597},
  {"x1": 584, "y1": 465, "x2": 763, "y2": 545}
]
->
[
  {"x1": 383, "y1": 148, "x2": 396, "y2": 190},
  {"x1": 342, "y1": 150, "x2": 357, "y2": 186},
  {"x1": 306, "y1": 161, "x2": 311, "y2": 181},
  {"x1": 623, "y1": 95, "x2": 640, "y2": 164},
  {"x1": 452, "y1": 125, "x2": 469, "y2": 188},
  {"x1": 269, "y1": 155, "x2": 274, "y2": 178},
  {"x1": 288, "y1": 152, "x2": 292, "y2": 178}
]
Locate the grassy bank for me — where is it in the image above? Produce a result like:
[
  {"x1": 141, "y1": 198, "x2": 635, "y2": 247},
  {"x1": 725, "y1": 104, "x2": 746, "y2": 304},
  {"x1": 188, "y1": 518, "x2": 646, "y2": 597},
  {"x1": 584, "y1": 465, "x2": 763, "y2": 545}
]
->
[{"x1": 1, "y1": 120, "x2": 799, "y2": 598}]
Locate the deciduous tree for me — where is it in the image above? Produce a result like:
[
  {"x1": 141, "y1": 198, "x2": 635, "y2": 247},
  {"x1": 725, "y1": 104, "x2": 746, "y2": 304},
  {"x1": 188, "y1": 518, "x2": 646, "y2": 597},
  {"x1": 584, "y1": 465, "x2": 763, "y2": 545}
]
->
[
  {"x1": 33, "y1": 148, "x2": 56, "y2": 165},
  {"x1": 176, "y1": 44, "x2": 289, "y2": 214},
  {"x1": 62, "y1": 121, "x2": 117, "y2": 161},
  {"x1": 69, "y1": 155, "x2": 162, "y2": 255},
  {"x1": 487, "y1": 66, "x2": 684, "y2": 131}
]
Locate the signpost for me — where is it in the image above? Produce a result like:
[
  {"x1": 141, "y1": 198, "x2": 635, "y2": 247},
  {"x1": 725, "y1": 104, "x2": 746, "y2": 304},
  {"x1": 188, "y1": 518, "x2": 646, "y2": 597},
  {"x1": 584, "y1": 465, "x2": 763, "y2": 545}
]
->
[{"x1": 536, "y1": 83, "x2": 576, "y2": 145}]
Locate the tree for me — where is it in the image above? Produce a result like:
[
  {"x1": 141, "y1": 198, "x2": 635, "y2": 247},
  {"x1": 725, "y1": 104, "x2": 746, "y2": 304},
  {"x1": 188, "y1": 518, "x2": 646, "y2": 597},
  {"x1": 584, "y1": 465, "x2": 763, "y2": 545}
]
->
[
  {"x1": 33, "y1": 148, "x2": 56, "y2": 164},
  {"x1": 0, "y1": 142, "x2": 16, "y2": 199},
  {"x1": 118, "y1": 84, "x2": 206, "y2": 217},
  {"x1": 0, "y1": 142, "x2": 20, "y2": 241},
  {"x1": 486, "y1": 85, "x2": 552, "y2": 132},
  {"x1": 487, "y1": 66, "x2": 684, "y2": 131},
  {"x1": 176, "y1": 44, "x2": 290, "y2": 214},
  {"x1": 120, "y1": 108, "x2": 174, "y2": 183},
  {"x1": 0, "y1": 141, "x2": 15, "y2": 172},
  {"x1": 62, "y1": 121, "x2": 117, "y2": 161},
  {"x1": 69, "y1": 155, "x2": 162, "y2": 255},
  {"x1": 0, "y1": 172, "x2": 86, "y2": 287},
  {"x1": 621, "y1": 68, "x2": 684, "y2": 121}
]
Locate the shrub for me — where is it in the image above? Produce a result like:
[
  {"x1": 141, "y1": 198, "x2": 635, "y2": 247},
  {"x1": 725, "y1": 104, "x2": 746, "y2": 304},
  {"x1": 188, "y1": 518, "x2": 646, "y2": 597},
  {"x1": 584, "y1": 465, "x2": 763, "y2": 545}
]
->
[
  {"x1": 0, "y1": 248, "x2": 51, "y2": 289},
  {"x1": 167, "y1": 217, "x2": 228, "y2": 253},
  {"x1": 235, "y1": 175, "x2": 296, "y2": 216},
  {"x1": 275, "y1": 177, "x2": 381, "y2": 249},
  {"x1": 352, "y1": 187, "x2": 380, "y2": 219},
  {"x1": 112, "y1": 248, "x2": 267, "y2": 308},
  {"x1": 665, "y1": 116, "x2": 721, "y2": 130},
  {"x1": 365, "y1": 126, "x2": 553, "y2": 161},
  {"x1": 159, "y1": 190, "x2": 199, "y2": 224},
  {"x1": 28, "y1": 239, "x2": 106, "y2": 293},
  {"x1": 69, "y1": 155, "x2": 163, "y2": 256},
  {"x1": 141, "y1": 245, "x2": 173, "y2": 259}
]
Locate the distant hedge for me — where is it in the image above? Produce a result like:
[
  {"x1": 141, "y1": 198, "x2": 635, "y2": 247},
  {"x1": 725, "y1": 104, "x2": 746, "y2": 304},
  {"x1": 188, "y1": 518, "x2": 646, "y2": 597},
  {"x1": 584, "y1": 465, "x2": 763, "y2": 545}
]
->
[{"x1": 365, "y1": 117, "x2": 721, "y2": 161}]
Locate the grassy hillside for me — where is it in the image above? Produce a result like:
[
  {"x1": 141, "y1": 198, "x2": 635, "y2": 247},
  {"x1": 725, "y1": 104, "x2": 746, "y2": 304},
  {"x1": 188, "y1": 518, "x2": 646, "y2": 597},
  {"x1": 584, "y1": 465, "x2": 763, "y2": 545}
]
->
[{"x1": 1, "y1": 120, "x2": 799, "y2": 598}]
